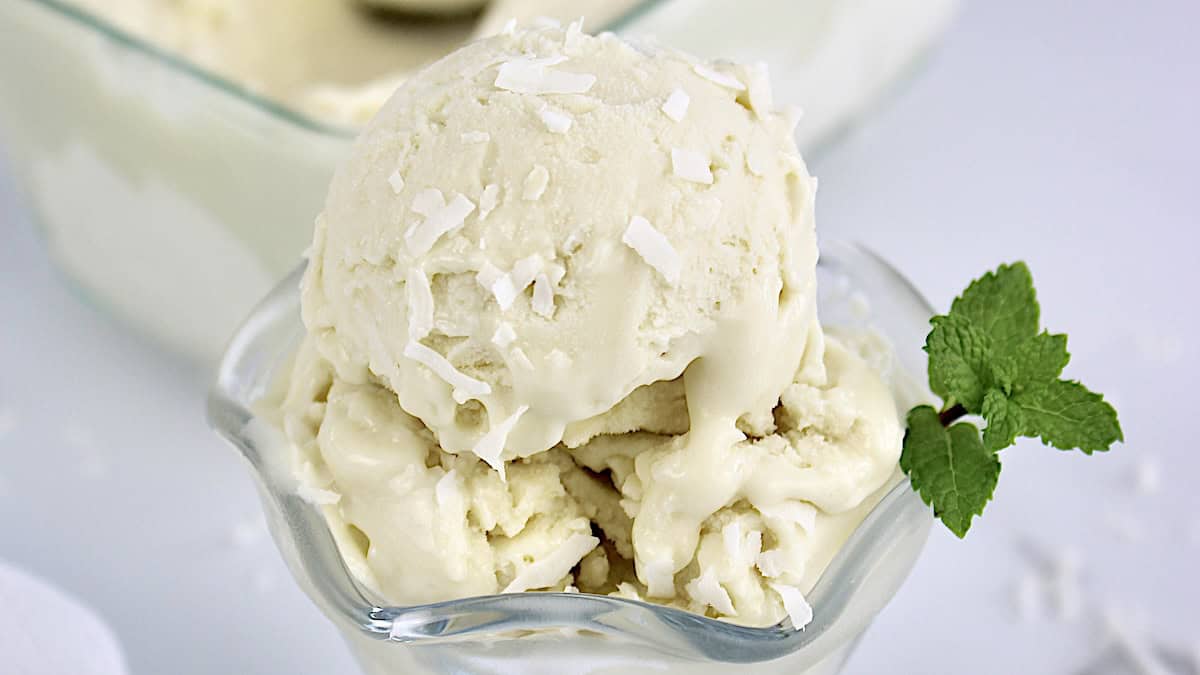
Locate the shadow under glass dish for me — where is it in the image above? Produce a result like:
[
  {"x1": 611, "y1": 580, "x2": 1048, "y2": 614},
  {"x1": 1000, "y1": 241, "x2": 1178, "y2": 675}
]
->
[{"x1": 208, "y1": 240, "x2": 936, "y2": 675}]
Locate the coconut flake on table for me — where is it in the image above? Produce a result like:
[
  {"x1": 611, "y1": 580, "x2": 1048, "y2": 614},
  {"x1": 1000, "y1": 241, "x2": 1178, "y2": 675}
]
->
[
  {"x1": 523, "y1": 165, "x2": 550, "y2": 200},
  {"x1": 771, "y1": 583, "x2": 813, "y2": 630},
  {"x1": 622, "y1": 215, "x2": 682, "y2": 285},
  {"x1": 495, "y1": 56, "x2": 596, "y2": 95},
  {"x1": 503, "y1": 532, "x2": 599, "y2": 593},
  {"x1": 298, "y1": 484, "x2": 341, "y2": 506},
  {"x1": 661, "y1": 88, "x2": 690, "y2": 122},
  {"x1": 491, "y1": 322, "x2": 517, "y2": 348},
  {"x1": 532, "y1": 273, "x2": 555, "y2": 317},
  {"x1": 539, "y1": 106, "x2": 573, "y2": 134},
  {"x1": 406, "y1": 192, "x2": 476, "y2": 255},
  {"x1": 387, "y1": 169, "x2": 405, "y2": 194},
  {"x1": 461, "y1": 131, "x2": 491, "y2": 144},
  {"x1": 403, "y1": 341, "x2": 491, "y2": 404},
  {"x1": 693, "y1": 64, "x2": 746, "y2": 91},
  {"x1": 472, "y1": 404, "x2": 530, "y2": 477},
  {"x1": 686, "y1": 568, "x2": 736, "y2": 616},
  {"x1": 478, "y1": 183, "x2": 500, "y2": 220},
  {"x1": 671, "y1": 148, "x2": 714, "y2": 184},
  {"x1": 406, "y1": 267, "x2": 434, "y2": 340}
]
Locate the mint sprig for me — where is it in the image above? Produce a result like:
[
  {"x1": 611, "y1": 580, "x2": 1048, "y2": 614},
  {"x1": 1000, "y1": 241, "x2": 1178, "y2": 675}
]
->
[{"x1": 901, "y1": 262, "x2": 1123, "y2": 537}]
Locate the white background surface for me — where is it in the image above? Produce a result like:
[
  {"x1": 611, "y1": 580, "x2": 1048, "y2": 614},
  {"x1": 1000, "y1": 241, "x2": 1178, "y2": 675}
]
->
[{"x1": 2, "y1": 0, "x2": 1198, "y2": 673}]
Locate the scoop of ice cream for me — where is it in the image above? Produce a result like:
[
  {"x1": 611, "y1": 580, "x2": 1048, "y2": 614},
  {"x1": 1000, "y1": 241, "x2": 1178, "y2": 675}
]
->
[
  {"x1": 303, "y1": 23, "x2": 817, "y2": 470},
  {"x1": 287, "y1": 23, "x2": 904, "y2": 627}
]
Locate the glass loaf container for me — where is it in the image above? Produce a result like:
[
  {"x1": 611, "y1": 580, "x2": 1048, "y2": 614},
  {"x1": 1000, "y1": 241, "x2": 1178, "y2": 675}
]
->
[
  {"x1": 208, "y1": 241, "x2": 936, "y2": 675},
  {"x1": 0, "y1": 0, "x2": 957, "y2": 363}
]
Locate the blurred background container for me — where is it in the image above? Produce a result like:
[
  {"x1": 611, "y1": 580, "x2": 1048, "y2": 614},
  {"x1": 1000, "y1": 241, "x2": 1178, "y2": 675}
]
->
[{"x1": 0, "y1": 0, "x2": 957, "y2": 362}]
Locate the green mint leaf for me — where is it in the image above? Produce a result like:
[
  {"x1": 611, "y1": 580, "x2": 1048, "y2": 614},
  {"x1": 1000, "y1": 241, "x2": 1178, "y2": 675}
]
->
[
  {"x1": 1012, "y1": 380, "x2": 1124, "y2": 454},
  {"x1": 1006, "y1": 332, "x2": 1070, "y2": 391},
  {"x1": 926, "y1": 313, "x2": 993, "y2": 412},
  {"x1": 981, "y1": 389, "x2": 1023, "y2": 452},
  {"x1": 901, "y1": 406, "x2": 1001, "y2": 538},
  {"x1": 949, "y1": 262, "x2": 1039, "y2": 355}
]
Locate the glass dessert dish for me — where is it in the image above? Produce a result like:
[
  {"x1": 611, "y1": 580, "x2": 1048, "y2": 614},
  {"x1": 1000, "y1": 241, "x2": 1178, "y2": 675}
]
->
[
  {"x1": 0, "y1": 0, "x2": 956, "y2": 363},
  {"x1": 208, "y1": 240, "x2": 935, "y2": 675}
]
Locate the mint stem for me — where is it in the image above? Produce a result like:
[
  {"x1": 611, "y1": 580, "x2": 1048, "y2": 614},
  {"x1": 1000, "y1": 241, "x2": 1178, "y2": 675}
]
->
[{"x1": 939, "y1": 404, "x2": 967, "y2": 427}]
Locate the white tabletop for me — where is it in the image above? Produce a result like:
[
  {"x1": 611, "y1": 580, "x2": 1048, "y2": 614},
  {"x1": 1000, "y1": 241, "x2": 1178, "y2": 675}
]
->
[{"x1": 1, "y1": 0, "x2": 1197, "y2": 673}]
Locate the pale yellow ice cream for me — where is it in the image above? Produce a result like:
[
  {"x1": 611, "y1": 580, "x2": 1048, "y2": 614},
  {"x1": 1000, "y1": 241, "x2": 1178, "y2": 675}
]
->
[{"x1": 280, "y1": 24, "x2": 902, "y2": 628}]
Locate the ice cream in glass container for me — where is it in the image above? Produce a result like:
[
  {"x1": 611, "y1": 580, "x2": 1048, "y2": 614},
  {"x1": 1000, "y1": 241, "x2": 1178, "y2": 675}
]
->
[{"x1": 210, "y1": 23, "x2": 935, "y2": 674}]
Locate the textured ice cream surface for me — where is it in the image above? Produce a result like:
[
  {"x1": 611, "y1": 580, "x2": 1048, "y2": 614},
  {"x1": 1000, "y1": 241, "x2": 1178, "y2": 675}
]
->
[
  {"x1": 304, "y1": 23, "x2": 816, "y2": 461},
  {"x1": 282, "y1": 23, "x2": 903, "y2": 628}
]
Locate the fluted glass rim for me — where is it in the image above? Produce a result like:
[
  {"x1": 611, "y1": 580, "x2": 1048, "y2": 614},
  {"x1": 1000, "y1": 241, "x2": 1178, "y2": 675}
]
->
[{"x1": 207, "y1": 240, "x2": 936, "y2": 664}]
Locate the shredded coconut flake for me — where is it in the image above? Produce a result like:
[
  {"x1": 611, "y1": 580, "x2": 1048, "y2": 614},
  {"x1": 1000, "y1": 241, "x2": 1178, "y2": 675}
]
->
[
  {"x1": 523, "y1": 165, "x2": 550, "y2": 200},
  {"x1": 614, "y1": 582, "x2": 642, "y2": 600},
  {"x1": 564, "y1": 17, "x2": 585, "y2": 50},
  {"x1": 759, "y1": 500, "x2": 818, "y2": 533},
  {"x1": 298, "y1": 484, "x2": 341, "y2": 506},
  {"x1": 686, "y1": 569, "x2": 736, "y2": 615},
  {"x1": 510, "y1": 255, "x2": 544, "y2": 292},
  {"x1": 473, "y1": 404, "x2": 529, "y2": 476},
  {"x1": 642, "y1": 559, "x2": 675, "y2": 598},
  {"x1": 387, "y1": 170, "x2": 405, "y2": 194},
  {"x1": 510, "y1": 347, "x2": 535, "y2": 371},
  {"x1": 406, "y1": 268, "x2": 434, "y2": 340},
  {"x1": 771, "y1": 584, "x2": 813, "y2": 630},
  {"x1": 406, "y1": 193, "x2": 476, "y2": 255},
  {"x1": 693, "y1": 64, "x2": 746, "y2": 91},
  {"x1": 495, "y1": 57, "x2": 596, "y2": 95},
  {"x1": 500, "y1": 18, "x2": 517, "y2": 35},
  {"x1": 756, "y1": 549, "x2": 788, "y2": 579},
  {"x1": 539, "y1": 106, "x2": 573, "y2": 134},
  {"x1": 622, "y1": 216, "x2": 681, "y2": 285},
  {"x1": 547, "y1": 349, "x2": 572, "y2": 370},
  {"x1": 435, "y1": 469, "x2": 463, "y2": 510},
  {"x1": 722, "y1": 522, "x2": 763, "y2": 567},
  {"x1": 671, "y1": 148, "x2": 714, "y2": 184},
  {"x1": 492, "y1": 322, "x2": 517, "y2": 348},
  {"x1": 490, "y1": 275, "x2": 520, "y2": 310},
  {"x1": 503, "y1": 532, "x2": 599, "y2": 593},
  {"x1": 476, "y1": 261, "x2": 504, "y2": 291},
  {"x1": 745, "y1": 62, "x2": 773, "y2": 115},
  {"x1": 479, "y1": 183, "x2": 500, "y2": 220},
  {"x1": 532, "y1": 273, "x2": 555, "y2": 317},
  {"x1": 461, "y1": 131, "x2": 491, "y2": 144},
  {"x1": 411, "y1": 187, "x2": 445, "y2": 216},
  {"x1": 403, "y1": 341, "x2": 491, "y2": 404},
  {"x1": 545, "y1": 261, "x2": 566, "y2": 285},
  {"x1": 661, "y1": 88, "x2": 690, "y2": 122},
  {"x1": 746, "y1": 144, "x2": 769, "y2": 177}
]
